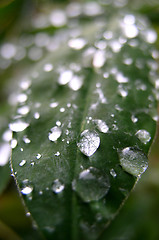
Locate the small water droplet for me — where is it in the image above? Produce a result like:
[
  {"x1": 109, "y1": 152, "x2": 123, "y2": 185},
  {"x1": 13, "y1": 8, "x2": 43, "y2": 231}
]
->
[
  {"x1": 11, "y1": 139, "x2": 17, "y2": 149},
  {"x1": 110, "y1": 169, "x2": 117, "y2": 178},
  {"x1": 119, "y1": 147, "x2": 148, "y2": 177},
  {"x1": 48, "y1": 126, "x2": 62, "y2": 142},
  {"x1": 135, "y1": 130, "x2": 151, "y2": 144},
  {"x1": 23, "y1": 136, "x2": 31, "y2": 144},
  {"x1": 55, "y1": 151, "x2": 60, "y2": 156},
  {"x1": 17, "y1": 106, "x2": 30, "y2": 115},
  {"x1": 58, "y1": 70, "x2": 73, "y2": 85},
  {"x1": 68, "y1": 75, "x2": 83, "y2": 91},
  {"x1": 60, "y1": 107, "x2": 65, "y2": 113},
  {"x1": 36, "y1": 153, "x2": 41, "y2": 159},
  {"x1": 19, "y1": 159, "x2": 26, "y2": 167},
  {"x1": 56, "y1": 121, "x2": 61, "y2": 127},
  {"x1": 131, "y1": 115, "x2": 138, "y2": 123},
  {"x1": 68, "y1": 38, "x2": 87, "y2": 50},
  {"x1": 77, "y1": 130, "x2": 100, "y2": 157},
  {"x1": 21, "y1": 181, "x2": 33, "y2": 195},
  {"x1": 93, "y1": 119, "x2": 109, "y2": 133},
  {"x1": 43, "y1": 63, "x2": 53, "y2": 72},
  {"x1": 50, "y1": 102, "x2": 59, "y2": 108},
  {"x1": 72, "y1": 167, "x2": 110, "y2": 202},
  {"x1": 93, "y1": 50, "x2": 106, "y2": 68},
  {"x1": 52, "y1": 179, "x2": 64, "y2": 193},
  {"x1": 9, "y1": 120, "x2": 29, "y2": 132},
  {"x1": 2, "y1": 129, "x2": 12, "y2": 142},
  {"x1": 34, "y1": 112, "x2": 40, "y2": 119}
]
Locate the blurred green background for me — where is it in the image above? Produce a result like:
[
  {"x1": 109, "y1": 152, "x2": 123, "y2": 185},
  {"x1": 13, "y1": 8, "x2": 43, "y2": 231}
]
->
[{"x1": 0, "y1": 0, "x2": 159, "y2": 239}]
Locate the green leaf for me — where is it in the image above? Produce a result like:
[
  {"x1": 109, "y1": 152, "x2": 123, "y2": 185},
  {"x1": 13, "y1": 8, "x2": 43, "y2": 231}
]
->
[{"x1": 10, "y1": 3, "x2": 158, "y2": 240}]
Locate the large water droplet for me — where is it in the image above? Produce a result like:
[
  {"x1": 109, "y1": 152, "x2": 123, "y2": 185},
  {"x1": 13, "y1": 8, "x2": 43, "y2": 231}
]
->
[
  {"x1": 48, "y1": 126, "x2": 62, "y2": 142},
  {"x1": 119, "y1": 147, "x2": 148, "y2": 177},
  {"x1": 52, "y1": 179, "x2": 64, "y2": 194},
  {"x1": 72, "y1": 167, "x2": 110, "y2": 202},
  {"x1": 135, "y1": 130, "x2": 151, "y2": 144},
  {"x1": 93, "y1": 119, "x2": 109, "y2": 133},
  {"x1": 77, "y1": 130, "x2": 100, "y2": 157}
]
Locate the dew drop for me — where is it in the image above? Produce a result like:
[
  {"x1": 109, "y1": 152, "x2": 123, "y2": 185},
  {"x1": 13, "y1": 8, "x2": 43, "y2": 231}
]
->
[
  {"x1": 43, "y1": 63, "x2": 53, "y2": 72},
  {"x1": 119, "y1": 147, "x2": 148, "y2": 177},
  {"x1": 110, "y1": 168, "x2": 117, "y2": 178},
  {"x1": 50, "y1": 102, "x2": 58, "y2": 108},
  {"x1": 36, "y1": 153, "x2": 41, "y2": 159},
  {"x1": 2, "y1": 129, "x2": 12, "y2": 142},
  {"x1": 135, "y1": 130, "x2": 151, "y2": 144},
  {"x1": 23, "y1": 136, "x2": 31, "y2": 144},
  {"x1": 93, "y1": 119, "x2": 109, "y2": 133},
  {"x1": 93, "y1": 50, "x2": 106, "y2": 68},
  {"x1": 17, "y1": 106, "x2": 30, "y2": 115},
  {"x1": 19, "y1": 159, "x2": 26, "y2": 167},
  {"x1": 9, "y1": 120, "x2": 29, "y2": 132},
  {"x1": 77, "y1": 130, "x2": 100, "y2": 157},
  {"x1": 72, "y1": 167, "x2": 110, "y2": 202},
  {"x1": 21, "y1": 180, "x2": 33, "y2": 195},
  {"x1": 60, "y1": 107, "x2": 65, "y2": 113},
  {"x1": 56, "y1": 121, "x2": 61, "y2": 127},
  {"x1": 48, "y1": 126, "x2": 62, "y2": 142},
  {"x1": 68, "y1": 75, "x2": 83, "y2": 91},
  {"x1": 10, "y1": 139, "x2": 17, "y2": 149},
  {"x1": 55, "y1": 151, "x2": 60, "y2": 156},
  {"x1": 58, "y1": 70, "x2": 73, "y2": 85},
  {"x1": 68, "y1": 38, "x2": 87, "y2": 50},
  {"x1": 34, "y1": 112, "x2": 40, "y2": 119},
  {"x1": 52, "y1": 179, "x2": 64, "y2": 194},
  {"x1": 131, "y1": 115, "x2": 138, "y2": 123}
]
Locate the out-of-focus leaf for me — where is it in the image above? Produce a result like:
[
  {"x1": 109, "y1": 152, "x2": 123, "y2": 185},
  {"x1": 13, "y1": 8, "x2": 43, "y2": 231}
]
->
[{"x1": 10, "y1": 1, "x2": 158, "y2": 239}]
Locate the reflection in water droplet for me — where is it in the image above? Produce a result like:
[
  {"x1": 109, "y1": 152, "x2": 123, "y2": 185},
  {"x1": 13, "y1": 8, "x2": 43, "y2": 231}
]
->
[
  {"x1": 52, "y1": 179, "x2": 64, "y2": 193},
  {"x1": 48, "y1": 126, "x2": 62, "y2": 142},
  {"x1": 9, "y1": 121, "x2": 29, "y2": 132},
  {"x1": 119, "y1": 147, "x2": 148, "y2": 177},
  {"x1": 93, "y1": 119, "x2": 109, "y2": 133},
  {"x1": 135, "y1": 130, "x2": 151, "y2": 144},
  {"x1": 19, "y1": 159, "x2": 26, "y2": 167},
  {"x1": 77, "y1": 130, "x2": 100, "y2": 157},
  {"x1": 72, "y1": 167, "x2": 110, "y2": 202}
]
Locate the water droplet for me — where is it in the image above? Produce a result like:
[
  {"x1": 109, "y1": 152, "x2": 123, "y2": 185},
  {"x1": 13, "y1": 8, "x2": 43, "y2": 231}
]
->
[
  {"x1": 58, "y1": 70, "x2": 73, "y2": 85},
  {"x1": 17, "y1": 93, "x2": 28, "y2": 103},
  {"x1": 43, "y1": 63, "x2": 53, "y2": 72},
  {"x1": 116, "y1": 72, "x2": 129, "y2": 83},
  {"x1": 77, "y1": 130, "x2": 100, "y2": 157},
  {"x1": 144, "y1": 29, "x2": 157, "y2": 44},
  {"x1": 36, "y1": 153, "x2": 41, "y2": 159},
  {"x1": 55, "y1": 151, "x2": 60, "y2": 156},
  {"x1": 52, "y1": 179, "x2": 64, "y2": 193},
  {"x1": 60, "y1": 107, "x2": 65, "y2": 113},
  {"x1": 131, "y1": 115, "x2": 138, "y2": 123},
  {"x1": 26, "y1": 212, "x2": 31, "y2": 217},
  {"x1": 34, "y1": 112, "x2": 40, "y2": 119},
  {"x1": 2, "y1": 129, "x2": 12, "y2": 142},
  {"x1": 10, "y1": 139, "x2": 17, "y2": 149},
  {"x1": 72, "y1": 167, "x2": 110, "y2": 202},
  {"x1": 93, "y1": 119, "x2": 109, "y2": 133},
  {"x1": 19, "y1": 159, "x2": 26, "y2": 167},
  {"x1": 9, "y1": 120, "x2": 29, "y2": 132},
  {"x1": 50, "y1": 9, "x2": 67, "y2": 27},
  {"x1": 48, "y1": 126, "x2": 62, "y2": 142},
  {"x1": 50, "y1": 102, "x2": 58, "y2": 108},
  {"x1": 17, "y1": 106, "x2": 30, "y2": 115},
  {"x1": 135, "y1": 130, "x2": 151, "y2": 144},
  {"x1": 23, "y1": 136, "x2": 31, "y2": 144},
  {"x1": 93, "y1": 50, "x2": 106, "y2": 68},
  {"x1": 1, "y1": 43, "x2": 16, "y2": 59},
  {"x1": 56, "y1": 121, "x2": 61, "y2": 127},
  {"x1": 21, "y1": 180, "x2": 33, "y2": 195},
  {"x1": 0, "y1": 143, "x2": 11, "y2": 166},
  {"x1": 68, "y1": 38, "x2": 87, "y2": 50},
  {"x1": 68, "y1": 75, "x2": 83, "y2": 91},
  {"x1": 110, "y1": 169, "x2": 117, "y2": 178},
  {"x1": 119, "y1": 147, "x2": 148, "y2": 177}
]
